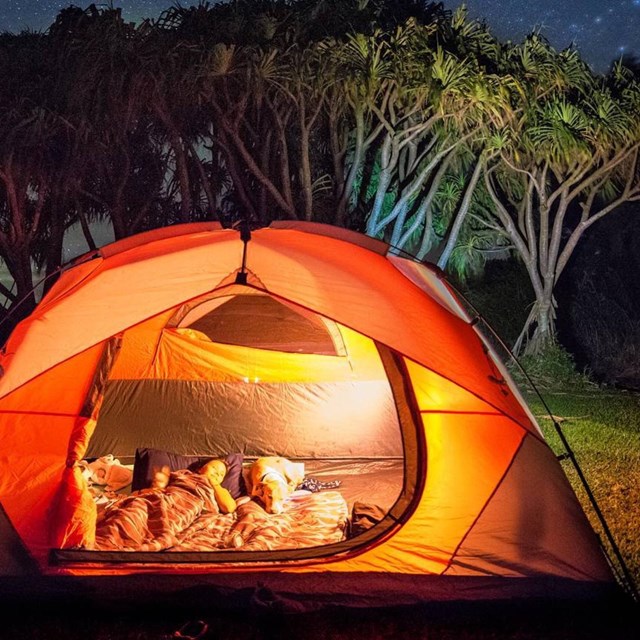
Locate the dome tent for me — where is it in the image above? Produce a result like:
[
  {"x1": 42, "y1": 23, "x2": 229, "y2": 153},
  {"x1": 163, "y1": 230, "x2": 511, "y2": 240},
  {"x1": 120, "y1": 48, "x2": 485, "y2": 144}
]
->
[{"x1": 0, "y1": 222, "x2": 615, "y2": 607}]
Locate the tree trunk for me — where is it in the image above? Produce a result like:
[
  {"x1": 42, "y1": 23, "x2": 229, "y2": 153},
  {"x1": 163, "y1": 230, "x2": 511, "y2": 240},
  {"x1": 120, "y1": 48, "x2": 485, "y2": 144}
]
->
[
  {"x1": 170, "y1": 131, "x2": 192, "y2": 223},
  {"x1": 366, "y1": 135, "x2": 396, "y2": 235},
  {"x1": 110, "y1": 201, "x2": 128, "y2": 240},
  {"x1": 43, "y1": 208, "x2": 65, "y2": 295},
  {"x1": 77, "y1": 202, "x2": 98, "y2": 252},
  {"x1": 515, "y1": 289, "x2": 557, "y2": 357},
  {"x1": 299, "y1": 98, "x2": 314, "y2": 221},
  {"x1": 437, "y1": 156, "x2": 483, "y2": 270},
  {"x1": 7, "y1": 248, "x2": 36, "y2": 317},
  {"x1": 526, "y1": 300, "x2": 556, "y2": 355},
  {"x1": 154, "y1": 101, "x2": 192, "y2": 223}
]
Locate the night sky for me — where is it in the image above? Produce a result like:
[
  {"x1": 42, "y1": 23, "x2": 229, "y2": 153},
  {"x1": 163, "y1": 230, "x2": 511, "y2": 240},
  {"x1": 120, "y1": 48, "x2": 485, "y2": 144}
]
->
[{"x1": 0, "y1": 1, "x2": 639, "y2": 73}]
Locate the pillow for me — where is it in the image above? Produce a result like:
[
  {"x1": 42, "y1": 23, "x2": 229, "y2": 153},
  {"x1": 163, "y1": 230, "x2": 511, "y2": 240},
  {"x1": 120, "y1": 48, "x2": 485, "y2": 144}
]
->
[{"x1": 131, "y1": 448, "x2": 246, "y2": 497}]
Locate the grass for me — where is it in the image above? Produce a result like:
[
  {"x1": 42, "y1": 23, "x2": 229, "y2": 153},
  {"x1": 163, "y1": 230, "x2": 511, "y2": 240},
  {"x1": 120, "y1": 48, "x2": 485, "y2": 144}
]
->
[
  {"x1": 532, "y1": 389, "x2": 640, "y2": 592},
  {"x1": 2, "y1": 388, "x2": 639, "y2": 639}
]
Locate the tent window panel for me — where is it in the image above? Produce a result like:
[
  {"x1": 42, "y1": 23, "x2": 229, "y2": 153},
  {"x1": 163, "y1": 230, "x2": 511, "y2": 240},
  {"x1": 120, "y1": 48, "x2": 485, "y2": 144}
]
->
[{"x1": 185, "y1": 295, "x2": 340, "y2": 355}]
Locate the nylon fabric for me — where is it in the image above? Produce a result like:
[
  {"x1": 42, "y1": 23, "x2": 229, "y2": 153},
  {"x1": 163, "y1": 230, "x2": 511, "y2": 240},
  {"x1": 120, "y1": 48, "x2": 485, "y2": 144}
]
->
[
  {"x1": 0, "y1": 414, "x2": 79, "y2": 566},
  {"x1": 288, "y1": 414, "x2": 524, "y2": 577},
  {"x1": 1, "y1": 228, "x2": 530, "y2": 426},
  {"x1": 0, "y1": 344, "x2": 103, "y2": 414},
  {"x1": 0, "y1": 232, "x2": 241, "y2": 399},
  {"x1": 446, "y1": 435, "x2": 612, "y2": 581},
  {"x1": 88, "y1": 379, "x2": 401, "y2": 460},
  {"x1": 387, "y1": 256, "x2": 468, "y2": 318},
  {"x1": 405, "y1": 358, "x2": 502, "y2": 417},
  {"x1": 113, "y1": 324, "x2": 383, "y2": 383}
]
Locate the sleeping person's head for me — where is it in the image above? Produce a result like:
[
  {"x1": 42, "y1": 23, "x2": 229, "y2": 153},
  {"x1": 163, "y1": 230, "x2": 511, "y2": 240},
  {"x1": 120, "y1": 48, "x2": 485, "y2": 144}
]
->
[{"x1": 199, "y1": 459, "x2": 227, "y2": 487}]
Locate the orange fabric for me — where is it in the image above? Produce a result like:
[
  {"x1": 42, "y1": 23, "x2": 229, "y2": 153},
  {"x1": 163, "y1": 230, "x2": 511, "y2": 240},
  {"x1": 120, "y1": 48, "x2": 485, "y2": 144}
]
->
[
  {"x1": 107, "y1": 309, "x2": 176, "y2": 378},
  {"x1": 388, "y1": 256, "x2": 467, "y2": 318},
  {"x1": 0, "y1": 413, "x2": 73, "y2": 565},
  {"x1": 110, "y1": 324, "x2": 384, "y2": 383},
  {"x1": 51, "y1": 465, "x2": 97, "y2": 550},
  {"x1": 246, "y1": 231, "x2": 534, "y2": 428},
  {"x1": 447, "y1": 435, "x2": 613, "y2": 581},
  {"x1": 0, "y1": 223, "x2": 605, "y2": 583},
  {"x1": 405, "y1": 358, "x2": 500, "y2": 416},
  {"x1": 53, "y1": 412, "x2": 526, "y2": 577},
  {"x1": 287, "y1": 412, "x2": 525, "y2": 576},
  {"x1": 0, "y1": 227, "x2": 531, "y2": 428},
  {"x1": 0, "y1": 231, "x2": 240, "y2": 399},
  {"x1": 0, "y1": 343, "x2": 104, "y2": 415},
  {"x1": 0, "y1": 348, "x2": 104, "y2": 565}
]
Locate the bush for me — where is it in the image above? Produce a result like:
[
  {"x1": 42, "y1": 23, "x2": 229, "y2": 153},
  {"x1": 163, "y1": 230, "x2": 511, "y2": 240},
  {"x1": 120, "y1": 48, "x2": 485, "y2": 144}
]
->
[
  {"x1": 564, "y1": 270, "x2": 640, "y2": 388},
  {"x1": 511, "y1": 341, "x2": 594, "y2": 392},
  {"x1": 558, "y1": 202, "x2": 640, "y2": 388}
]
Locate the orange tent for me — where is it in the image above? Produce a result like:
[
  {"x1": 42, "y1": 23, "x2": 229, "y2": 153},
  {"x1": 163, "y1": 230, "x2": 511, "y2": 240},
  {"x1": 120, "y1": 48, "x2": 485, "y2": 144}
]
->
[{"x1": 0, "y1": 222, "x2": 614, "y2": 606}]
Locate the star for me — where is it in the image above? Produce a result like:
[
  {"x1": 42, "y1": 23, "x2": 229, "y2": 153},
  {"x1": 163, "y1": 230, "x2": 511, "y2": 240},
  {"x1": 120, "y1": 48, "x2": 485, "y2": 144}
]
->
[
  {"x1": 0, "y1": 1, "x2": 639, "y2": 75},
  {"x1": 441, "y1": 0, "x2": 640, "y2": 73}
]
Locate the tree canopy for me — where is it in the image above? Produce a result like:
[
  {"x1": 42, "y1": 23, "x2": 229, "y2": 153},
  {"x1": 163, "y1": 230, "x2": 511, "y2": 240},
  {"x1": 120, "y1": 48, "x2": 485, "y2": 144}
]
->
[{"x1": 1, "y1": 0, "x2": 639, "y2": 353}]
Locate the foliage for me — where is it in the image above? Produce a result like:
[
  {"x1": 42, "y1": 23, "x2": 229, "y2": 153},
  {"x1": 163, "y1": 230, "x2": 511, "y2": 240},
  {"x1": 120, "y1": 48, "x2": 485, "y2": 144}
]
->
[
  {"x1": 458, "y1": 258, "x2": 532, "y2": 346},
  {"x1": 559, "y1": 204, "x2": 640, "y2": 388},
  {"x1": 513, "y1": 341, "x2": 594, "y2": 392},
  {"x1": 1, "y1": 0, "x2": 640, "y2": 357}
]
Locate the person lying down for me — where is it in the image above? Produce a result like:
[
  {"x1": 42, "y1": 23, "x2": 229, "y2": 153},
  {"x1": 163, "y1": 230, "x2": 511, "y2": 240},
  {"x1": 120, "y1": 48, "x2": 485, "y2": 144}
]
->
[
  {"x1": 152, "y1": 459, "x2": 237, "y2": 514},
  {"x1": 91, "y1": 455, "x2": 349, "y2": 553},
  {"x1": 93, "y1": 459, "x2": 236, "y2": 551}
]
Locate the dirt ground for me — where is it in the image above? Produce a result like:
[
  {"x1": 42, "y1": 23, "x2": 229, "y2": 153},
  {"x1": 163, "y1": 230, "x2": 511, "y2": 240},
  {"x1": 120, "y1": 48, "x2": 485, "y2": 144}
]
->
[{"x1": 2, "y1": 596, "x2": 638, "y2": 640}]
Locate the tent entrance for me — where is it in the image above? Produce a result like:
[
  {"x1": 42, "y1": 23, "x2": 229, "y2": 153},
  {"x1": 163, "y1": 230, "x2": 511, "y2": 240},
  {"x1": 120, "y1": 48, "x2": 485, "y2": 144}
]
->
[{"x1": 66, "y1": 294, "x2": 423, "y2": 562}]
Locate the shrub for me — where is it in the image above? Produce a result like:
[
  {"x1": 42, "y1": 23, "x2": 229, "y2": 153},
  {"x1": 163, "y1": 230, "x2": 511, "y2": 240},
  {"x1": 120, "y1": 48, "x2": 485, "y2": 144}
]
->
[{"x1": 511, "y1": 341, "x2": 594, "y2": 392}]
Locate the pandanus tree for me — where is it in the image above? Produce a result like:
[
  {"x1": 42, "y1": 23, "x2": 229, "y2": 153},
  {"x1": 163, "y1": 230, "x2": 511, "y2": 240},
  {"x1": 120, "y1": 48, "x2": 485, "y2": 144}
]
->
[
  {"x1": 328, "y1": 10, "x2": 512, "y2": 264},
  {"x1": 483, "y1": 35, "x2": 640, "y2": 355},
  {"x1": 139, "y1": 16, "x2": 206, "y2": 224},
  {"x1": 183, "y1": 0, "x2": 459, "y2": 225},
  {"x1": 196, "y1": 29, "x2": 338, "y2": 222}
]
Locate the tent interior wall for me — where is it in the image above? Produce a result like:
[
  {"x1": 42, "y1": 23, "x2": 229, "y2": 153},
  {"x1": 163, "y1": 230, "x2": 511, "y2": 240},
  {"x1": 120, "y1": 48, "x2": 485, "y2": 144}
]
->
[{"x1": 87, "y1": 293, "x2": 404, "y2": 462}]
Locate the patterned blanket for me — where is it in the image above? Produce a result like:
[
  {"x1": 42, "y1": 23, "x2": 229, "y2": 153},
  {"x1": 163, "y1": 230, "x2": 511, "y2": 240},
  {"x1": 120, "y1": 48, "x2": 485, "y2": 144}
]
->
[{"x1": 93, "y1": 471, "x2": 348, "y2": 552}]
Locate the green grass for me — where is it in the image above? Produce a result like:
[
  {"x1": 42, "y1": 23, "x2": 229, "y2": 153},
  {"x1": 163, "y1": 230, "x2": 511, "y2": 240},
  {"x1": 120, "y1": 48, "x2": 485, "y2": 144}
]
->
[{"x1": 531, "y1": 389, "x2": 640, "y2": 591}]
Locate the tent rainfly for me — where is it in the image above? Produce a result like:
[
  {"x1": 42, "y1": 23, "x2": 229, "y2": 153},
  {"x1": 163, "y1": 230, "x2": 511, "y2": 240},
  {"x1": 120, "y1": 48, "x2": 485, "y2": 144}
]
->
[{"x1": 0, "y1": 222, "x2": 617, "y2": 609}]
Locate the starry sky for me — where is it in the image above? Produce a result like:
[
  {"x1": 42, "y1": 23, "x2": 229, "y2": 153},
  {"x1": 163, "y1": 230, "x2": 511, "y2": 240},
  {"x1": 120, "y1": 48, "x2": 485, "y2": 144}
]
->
[{"x1": 0, "y1": 1, "x2": 639, "y2": 73}]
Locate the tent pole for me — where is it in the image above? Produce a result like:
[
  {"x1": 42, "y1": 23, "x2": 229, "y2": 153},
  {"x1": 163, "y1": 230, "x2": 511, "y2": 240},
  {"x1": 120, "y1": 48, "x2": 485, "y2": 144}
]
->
[{"x1": 234, "y1": 220, "x2": 251, "y2": 285}]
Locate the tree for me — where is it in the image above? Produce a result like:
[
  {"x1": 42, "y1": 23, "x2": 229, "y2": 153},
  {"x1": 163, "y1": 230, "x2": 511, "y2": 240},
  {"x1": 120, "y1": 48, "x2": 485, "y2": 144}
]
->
[
  {"x1": 483, "y1": 36, "x2": 640, "y2": 354},
  {"x1": 333, "y1": 10, "x2": 512, "y2": 265},
  {"x1": 0, "y1": 31, "x2": 60, "y2": 326}
]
